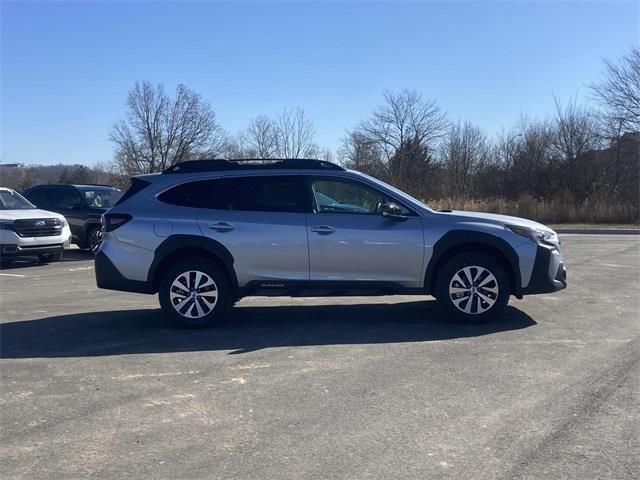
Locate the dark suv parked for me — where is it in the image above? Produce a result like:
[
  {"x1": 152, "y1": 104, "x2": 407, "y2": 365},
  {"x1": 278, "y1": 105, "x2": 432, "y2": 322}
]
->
[{"x1": 24, "y1": 184, "x2": 123, "y2": 251}]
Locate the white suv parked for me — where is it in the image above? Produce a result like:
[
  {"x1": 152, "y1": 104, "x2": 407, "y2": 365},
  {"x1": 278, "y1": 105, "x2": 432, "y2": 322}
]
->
[{"x1": 0, "y1": 187, "x2": 71, "y2": 266}]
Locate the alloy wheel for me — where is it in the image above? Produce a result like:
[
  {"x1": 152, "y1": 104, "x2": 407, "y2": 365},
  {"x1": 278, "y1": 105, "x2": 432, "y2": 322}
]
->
[
  {"x1": 169, "y1": 270, "x2": 219, "y2": 319},
  {"x1": 89, "y1": 229, "x2": 103, "y2": 252},
  {"x1": 448, "y1": 266, "x2": 499, "y2": 315}
]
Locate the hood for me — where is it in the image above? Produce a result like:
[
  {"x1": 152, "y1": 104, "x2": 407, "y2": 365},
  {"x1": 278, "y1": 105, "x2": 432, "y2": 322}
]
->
[
  {"x1": 0, "y1": 208, "x2": 66, "y2": 222},
  {"x1": 435, "y1": 210, "x2": 555, "y2": 233}
]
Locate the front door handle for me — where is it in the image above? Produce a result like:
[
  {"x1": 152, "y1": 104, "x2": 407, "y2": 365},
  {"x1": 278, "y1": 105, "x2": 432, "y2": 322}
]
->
[
  {"x1": 310, "y1": 225, "x2": 335, "y2": 234},
  {"x1": 209, "y1": 222, "x2": 234, "y2": 232}
]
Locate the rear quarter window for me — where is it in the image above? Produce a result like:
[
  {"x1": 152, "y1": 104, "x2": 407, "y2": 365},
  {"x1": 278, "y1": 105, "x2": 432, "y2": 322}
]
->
[{"x1": 157, "y1": 179, "x2": 220, "y2": 208}]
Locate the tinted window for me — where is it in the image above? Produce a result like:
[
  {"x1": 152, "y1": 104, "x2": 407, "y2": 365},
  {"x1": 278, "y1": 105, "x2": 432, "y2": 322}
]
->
[
  {"x1": 79, "y1": 188, "x2": 123, "y2": 208},
  {"x1": 222, "y1": 176, "x2": 307, "y2": 213},
  {"x1": 26, "y1": 188, "x2": 55, "y2": 208},
  {"x1": 310, "y1": 178, "x2": 411, "y2": 215},
  {"x1": 24, "y1": 189, "x2": 42, "y2": 205},
  {"x1": 158, "y1": 179, "x2": 220, "y2": 208},
  {"x1": 58, "y1": 189, "x2": 83, "y2": 208}
]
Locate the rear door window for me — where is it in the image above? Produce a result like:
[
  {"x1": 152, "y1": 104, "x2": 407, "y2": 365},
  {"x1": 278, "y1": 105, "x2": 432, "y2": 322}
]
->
[
  {"x1": 220, "y1": 176, "x2": 309, "y2": 213},
  {"x1": 58, "y1": 189, "x2": 83, "y2": 209}
]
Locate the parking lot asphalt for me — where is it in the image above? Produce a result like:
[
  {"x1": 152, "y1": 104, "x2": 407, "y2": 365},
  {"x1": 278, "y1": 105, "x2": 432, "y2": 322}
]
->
[{"x1": 1, "y1": 235, "x2": 638, "y2": 480}]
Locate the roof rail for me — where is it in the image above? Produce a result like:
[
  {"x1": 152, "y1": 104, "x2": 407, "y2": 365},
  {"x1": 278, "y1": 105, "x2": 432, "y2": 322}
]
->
[
  {"x1": 72, "y1": 183, "x2": 119, "y2": 188},
  {"x1": 162, "y1": 158, "x2": 345, "y2": 174}
]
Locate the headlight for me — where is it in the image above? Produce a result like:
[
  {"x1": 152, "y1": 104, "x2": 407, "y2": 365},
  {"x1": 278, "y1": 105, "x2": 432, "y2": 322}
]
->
[
  {"x1": 506, "y1": 224, "x2": 558, "y2": 247},
  {"x1": 0, "y1": 220, "x2": 15, "y2": 230},
  {"x1": 60, "y1": 217, "x2": 68, "y2": 227}
]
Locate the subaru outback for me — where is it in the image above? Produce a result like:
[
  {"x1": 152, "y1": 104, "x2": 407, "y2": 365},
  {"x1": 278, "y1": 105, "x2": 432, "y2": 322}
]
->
[{"x1": 95, "y1": 159, "x2": 567, "y2": 327}]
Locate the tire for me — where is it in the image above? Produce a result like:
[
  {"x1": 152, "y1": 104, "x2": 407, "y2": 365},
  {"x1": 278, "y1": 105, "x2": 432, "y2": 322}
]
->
[
  {"x1": 39, "y1": 251, "x2": 63, "y2": 263},
  {"x1": 87, "y1": 226, "x2": 102, "y2": 253},
  {"x1": 158, "y1": 258, "x2": 232, "y2": 328},
  {"x1": 434, "y1": 252, "x2": 510, "y2": 323}
]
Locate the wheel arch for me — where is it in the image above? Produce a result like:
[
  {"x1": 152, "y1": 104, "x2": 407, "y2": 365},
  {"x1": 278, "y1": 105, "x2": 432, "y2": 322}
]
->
[
  {"x1": 148, "y1": 235, "x2": 238, "y2": 293},
  {"x1": 425, "y1": 230, "x2": 522, "y2": 296}
]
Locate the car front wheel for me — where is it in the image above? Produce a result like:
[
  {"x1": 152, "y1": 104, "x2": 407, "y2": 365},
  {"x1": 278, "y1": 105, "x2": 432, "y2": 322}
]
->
[
  {"x1": 434, "y1": 252, "x2": 510, "y2": 323},
  {"x1": 87, "y1": 226, "x2": 102, "y2": 253},
  {"x1": 158, "y1": 258, "x2": 232, "y2": 328}
]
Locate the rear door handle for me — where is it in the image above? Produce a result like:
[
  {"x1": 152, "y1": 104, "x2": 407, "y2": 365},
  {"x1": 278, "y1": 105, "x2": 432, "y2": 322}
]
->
[
  {"x1": 310, "y1": 225, "x2": 335, "y2": 234},
  {"x1": 209, "y1": 222, "x2": 234, "y2": 231}
]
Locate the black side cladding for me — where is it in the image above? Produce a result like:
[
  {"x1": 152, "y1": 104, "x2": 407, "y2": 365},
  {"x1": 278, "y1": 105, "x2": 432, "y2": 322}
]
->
[
  {"x1": 147, "y1": 235, "x2": 239, "y2": 291},
  {"x1": 114, "y1": 178, "x2": 151, "y2": 206},
  {"x1": 95, "y1": 251, "x2": 154, "y2": 294}
]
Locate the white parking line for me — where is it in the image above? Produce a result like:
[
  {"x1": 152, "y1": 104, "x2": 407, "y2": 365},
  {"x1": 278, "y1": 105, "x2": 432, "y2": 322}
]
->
[
  {"x1": 63, "y1": 266, "x2": 94, "y2": 272},
  {"x1": 0, "y1": 273, "x2": 26, "y2": 277}
]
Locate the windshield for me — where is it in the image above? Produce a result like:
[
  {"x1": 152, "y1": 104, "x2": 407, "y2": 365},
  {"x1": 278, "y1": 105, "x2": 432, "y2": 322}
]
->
[
  {"x1": 356, "y1": 171, "x2": 434, "y2": 212},
  {"x1": 0, "y1": 189, "x2": 36, "y2": 210},
  {"x1": 79, "y1": 188, "x2": 123, "y2": 208}
]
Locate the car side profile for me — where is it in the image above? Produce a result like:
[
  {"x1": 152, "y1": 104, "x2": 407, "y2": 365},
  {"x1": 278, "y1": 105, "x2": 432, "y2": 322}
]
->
[
  {"x1": 95, "y1": 159, "x2": 567, "y2": 328},
  {"x1": 24, "y1": 184, "x2": 123, "y2": 251}
]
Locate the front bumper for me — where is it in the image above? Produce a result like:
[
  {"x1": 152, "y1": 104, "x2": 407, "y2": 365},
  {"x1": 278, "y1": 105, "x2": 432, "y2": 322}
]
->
[
  {"x1": 521, "y1": 244, "x2": 567, "y2": 295},
  {"x1": 0, "y1": 243, "x2": 64, "y2": 258}
]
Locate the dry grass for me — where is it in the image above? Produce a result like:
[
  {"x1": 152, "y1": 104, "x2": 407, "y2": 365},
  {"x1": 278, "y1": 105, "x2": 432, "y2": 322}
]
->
[{"x1": 427, "y1": 196, "x2": 639, "y2": 224}]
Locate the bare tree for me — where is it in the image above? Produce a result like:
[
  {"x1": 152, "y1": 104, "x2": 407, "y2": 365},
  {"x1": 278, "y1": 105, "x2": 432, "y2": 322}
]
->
[
  {"x1": 358, "y1": 89, "x2": 447, "y2": 161},
  {"x1": 590, "y1": 46, "x2": 640, "y2": 131},
  {"x1": 440, "y1": 121, "x2": 490, "y2": 197},
  {"x1": 274, "y1": 108, "x2": 318, "y2": 158},
  {"x1": 246, "y1": 115, "x2": 278, "y2": 158},
  {"x1": 341, "y1": 89, "x2": 447, "y2": 196},
  {"x1": 504, "y1": 118, "x2": 557, "y2": 199},
  {"x1": 222, "y1": 131, "x2": 254, "y2": 160},
  {"x1": 551, "y1": 97, "x2": 601, "y2": 198},
  {"x1": 338, "y1": 131, "x2": 385, "y2": 174},
  {"x1": 320, "y1": 147, "x2": 335, "y2": 163},
  {"x1": 552, "y1": 96, "x2": 599, "y2": 161},
  {"x1": 110, "y1": 81, "x2": 225, "y2": 174}
]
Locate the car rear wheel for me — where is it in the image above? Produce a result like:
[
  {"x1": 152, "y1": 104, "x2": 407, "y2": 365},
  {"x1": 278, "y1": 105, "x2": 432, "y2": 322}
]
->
[
  {"x1": 159, "y1": 258, "x2": 232, "y2": 328},
  {"x1": 434, "y1": 252, "x2": 510, "y2": 323}
]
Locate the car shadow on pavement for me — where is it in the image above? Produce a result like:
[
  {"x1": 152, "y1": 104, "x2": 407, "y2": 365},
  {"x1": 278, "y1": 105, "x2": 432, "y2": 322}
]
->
[
  {"x1": 0, "y1": 300, "x2": 536, "y2": 359},
  {"x1": 0, "y1": 249, "x2": 92, "y2": 269},
  {"x1": 60, "y1": 249, "x2": 94, "y2": 262},
  {"x1": 0, "y1": 257, "x2": 44, "y2": 269}
]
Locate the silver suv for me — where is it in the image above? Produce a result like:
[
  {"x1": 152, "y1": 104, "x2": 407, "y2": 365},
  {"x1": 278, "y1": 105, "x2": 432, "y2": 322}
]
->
[{"x1": 95, "y1": 159, "x2": 567, "y2": 327}]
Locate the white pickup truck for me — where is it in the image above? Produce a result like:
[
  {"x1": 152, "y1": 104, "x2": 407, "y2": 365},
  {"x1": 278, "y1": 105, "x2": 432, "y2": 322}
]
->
[{"x1": 0, "y1": 187, "x2": 72, "y2": 267}]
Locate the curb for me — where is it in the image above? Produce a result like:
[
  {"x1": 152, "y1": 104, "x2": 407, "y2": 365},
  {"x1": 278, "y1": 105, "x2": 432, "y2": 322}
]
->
[{"x1": 555, "y1": 228, "x2": 640, "y2": 235}]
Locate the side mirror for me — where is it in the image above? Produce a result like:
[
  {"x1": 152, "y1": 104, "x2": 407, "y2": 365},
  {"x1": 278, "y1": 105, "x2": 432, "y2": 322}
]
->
[{"x1": 380, "y1": 201, "x2": 409, "y2": 220}]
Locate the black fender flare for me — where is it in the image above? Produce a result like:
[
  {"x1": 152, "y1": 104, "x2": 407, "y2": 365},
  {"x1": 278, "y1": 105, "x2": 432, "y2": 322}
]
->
[
  {"x1": 148, "y1": 234, "x2": 238, "y2": 290},
  {"x1": 424, "y1": 230, "x2": 522, "y2": 295}
]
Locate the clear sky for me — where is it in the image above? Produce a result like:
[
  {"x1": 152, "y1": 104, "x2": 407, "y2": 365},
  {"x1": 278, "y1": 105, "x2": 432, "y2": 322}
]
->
[{"x1": 1, "y1": 0, "x2": 638, "y2": 166}]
